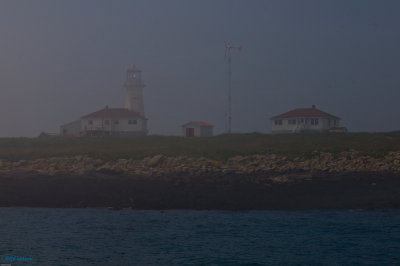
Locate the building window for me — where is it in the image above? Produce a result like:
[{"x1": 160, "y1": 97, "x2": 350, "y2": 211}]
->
[
  {"x1": 274, "y1": 120, "x2": 282, "y2": 126},
  {"x1": 113, "y1": 120, "x2": 119, "y2": 125},
  {"x1": 88, "y1": 120, "x2": 93, "y2": 125},
  {"x1": 105, "y1": 120, "x2": 110, "y2": 125},
  {"x1": 311, "y1": 118, "x2": 319, "y2": 125},
  {"x1": 334, "y1": 120, "x2": 337, "y2": 126},
  {"x1": 288, "y1": 119, "x2": 296, "y2": 125},
  {"x1": 128, "y1": 119, "x2": 137, "y2": 125}
]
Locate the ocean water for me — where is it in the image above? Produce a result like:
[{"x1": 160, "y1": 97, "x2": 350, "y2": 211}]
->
[{"x1": 0, "y1": 208, "x2": 400, "y2": 265}]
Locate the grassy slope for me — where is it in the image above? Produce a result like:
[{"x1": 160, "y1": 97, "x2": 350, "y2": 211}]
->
[{"x1": 1, "y1": 132, "x2": 400, "y2": 161}]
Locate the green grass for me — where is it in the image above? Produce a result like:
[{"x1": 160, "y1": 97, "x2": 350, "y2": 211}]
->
[{"x1": 1, "y1": 132, "x2": 400, "y2": 161}]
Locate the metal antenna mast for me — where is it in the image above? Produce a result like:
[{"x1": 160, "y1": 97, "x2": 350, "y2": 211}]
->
[{"x1": 224, "y1": 42, "x2": 242, "y2": 134}]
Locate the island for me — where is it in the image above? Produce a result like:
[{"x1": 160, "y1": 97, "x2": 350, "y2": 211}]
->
[{"x1": 1, "y1": 133, "x2": 400, "y2": 210}]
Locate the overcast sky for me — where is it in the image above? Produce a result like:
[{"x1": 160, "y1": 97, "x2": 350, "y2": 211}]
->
[{"x1": 0, "y1": 1, "x2": 399, "y2": 137}]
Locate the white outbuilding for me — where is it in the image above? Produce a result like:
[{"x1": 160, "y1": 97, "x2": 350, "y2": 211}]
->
[
  {"x1": 182, "y1": 121, "x2": 213, "y2": 137},
  {"x1": 270, "y1": 105, "x2": 347, "y2": 134}
]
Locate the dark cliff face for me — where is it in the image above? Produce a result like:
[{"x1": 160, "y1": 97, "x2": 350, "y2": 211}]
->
[{"x1": 1, "y1": 171, "x2": 399, "y2": 210}]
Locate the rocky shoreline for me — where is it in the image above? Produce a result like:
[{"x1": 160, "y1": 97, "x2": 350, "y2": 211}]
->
[
  {"x1": 1, "y1": 150, "x2": 400, "y2": 177},
  {"x1": 1, "y1": 151, "x2": 400, "y2": 210}
]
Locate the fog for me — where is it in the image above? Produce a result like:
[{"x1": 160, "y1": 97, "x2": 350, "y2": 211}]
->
[{"x1": 1, "y1": 0, "x2": 399, "y2": 137}]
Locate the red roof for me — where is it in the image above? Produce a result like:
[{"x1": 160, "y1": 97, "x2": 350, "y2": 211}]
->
[
  {"x1": 129, "y1": 65, "x2": 141, "y2": 72},
  {"x1": 182, "y1": 121, "x2": 214, "y2": 127},
  {"x1": 81, "y1": 107, "x2": 143, "y2": 119},
  {"x1": 271, "y1": 106, "x2": 340, "y2": 120}
]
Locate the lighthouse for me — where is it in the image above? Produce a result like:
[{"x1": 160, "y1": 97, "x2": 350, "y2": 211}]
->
[
  {"x1": 60, "y1": 65, "x2": 148, "y2": 136},
  {"x1": 124, "y1": 65, "x2": 145, "y2": 116}
]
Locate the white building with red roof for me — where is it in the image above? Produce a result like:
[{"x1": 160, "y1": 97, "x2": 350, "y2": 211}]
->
[
  {"x1": 79, "y1": 106, "x2": 147, "y2": 136},
  {"x1": 182, "y1": 121, "x2": 213, "y2": 137},
  {"x1": 60, "y1": 66, "x2": 148, "y2": 136},
  {"x1": 270, "y1": 105, "x2": 346, "y2": 134}
]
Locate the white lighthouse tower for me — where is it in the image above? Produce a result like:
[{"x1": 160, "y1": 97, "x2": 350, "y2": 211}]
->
[{"x1": 124, "y1": 65, "x2": 145, "y2": 116}]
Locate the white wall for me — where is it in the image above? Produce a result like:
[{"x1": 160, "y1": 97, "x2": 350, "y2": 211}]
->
[
  {"x1": 200, "y1": 126, "x2": 213, "y2": 137},
  {"x1": 60, "y1": 120, "x2": 81, "y2": 136},
  {"x1": 125, "y1": 88, "x2": 145, "y2": 116},
  {"x1": 124, "y1": 78, "x2": 145, "y2": 116},
  {"x1": 271, "y1": 118, "x2": 340, "y2": 134},
  {"x1": 182, "y1": 124, "x2": 213, "y2": 137},
  {"x1": 82, "y1": 117, "x2": 147, "y2": 134},
  {"x1": 182, "y1": 124, "x2": 200, "y2": 137}
]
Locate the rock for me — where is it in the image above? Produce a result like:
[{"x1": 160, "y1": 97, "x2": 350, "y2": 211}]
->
[
  {"x1": 3, "y1": 150, "x2": 400, "y2": 177},
  {"x1": 84, "y1": 164, "x2": 95, "y2": 172},
  {"x1": 147, "y1": 155, "x2": 165, "y2": 167},
  {"x1": 271, "y1": 175, "x2": 289, "y2": 183}
]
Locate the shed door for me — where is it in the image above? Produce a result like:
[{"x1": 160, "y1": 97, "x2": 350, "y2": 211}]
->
[{"x1": 186, "y1": 128, "x2": 195, "y2": 137}]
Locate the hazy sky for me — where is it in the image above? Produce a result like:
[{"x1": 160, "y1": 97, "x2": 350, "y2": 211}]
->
[{"x1": 1, "y1": 1, "x2": 399, "y2": 137}]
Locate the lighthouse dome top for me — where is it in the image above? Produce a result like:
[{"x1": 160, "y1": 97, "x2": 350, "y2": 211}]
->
[{"x1": 128, "y1": 65, "x2": 141, "y2": 72}]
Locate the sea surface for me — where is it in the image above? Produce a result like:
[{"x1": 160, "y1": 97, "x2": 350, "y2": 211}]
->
[{"x1": 0, "y1": 208, "x2": 399, "y2": 265}]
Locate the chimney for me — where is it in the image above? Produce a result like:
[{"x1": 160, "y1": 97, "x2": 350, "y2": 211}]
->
[{"x1": 312, "y1": 105, "x2": 316, "y2": 109}]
